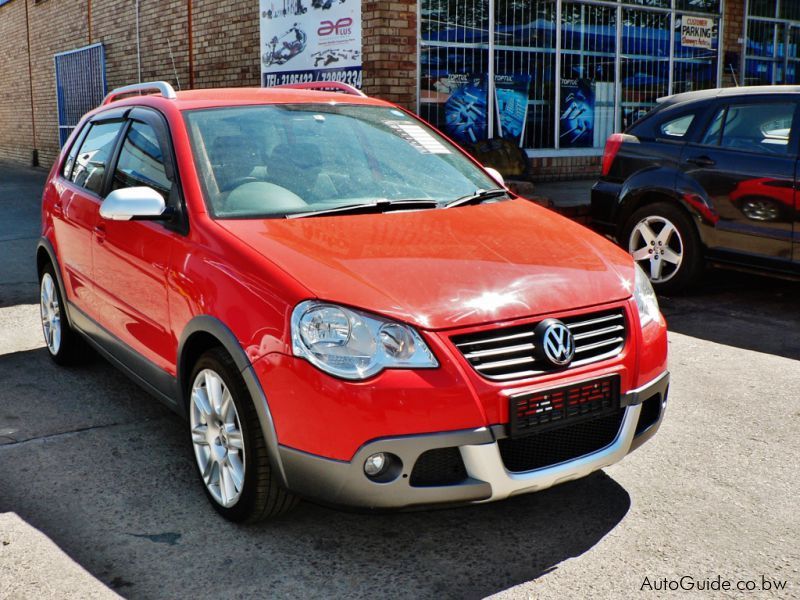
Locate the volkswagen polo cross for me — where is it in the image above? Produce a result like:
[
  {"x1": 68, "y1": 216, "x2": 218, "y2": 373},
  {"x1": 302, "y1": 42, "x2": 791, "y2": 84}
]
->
[{"x1": 38, "y1": 81, "x2": 669, "y2": 522}]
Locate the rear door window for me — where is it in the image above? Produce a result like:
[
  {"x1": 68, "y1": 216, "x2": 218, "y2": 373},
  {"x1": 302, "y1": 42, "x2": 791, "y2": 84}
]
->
[
  {"x1": 701, "y1": 102, "x2": 796, "y2": 155},
  {"x1": 69, "y1": 120, "x2": 125, "y2": 195}
]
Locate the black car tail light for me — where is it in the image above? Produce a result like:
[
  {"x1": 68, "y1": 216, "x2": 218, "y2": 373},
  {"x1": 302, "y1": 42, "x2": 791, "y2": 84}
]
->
[{"x1": 601, "y1": 133, "x2": 626, "y2": 176}]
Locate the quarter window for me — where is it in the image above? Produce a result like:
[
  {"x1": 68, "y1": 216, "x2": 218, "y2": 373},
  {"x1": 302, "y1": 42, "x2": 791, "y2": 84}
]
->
[
  {"x1": 69, "y1": 120, "x2": 124, "y2": 196},
  {"x1": 659, "y1": 114, "x2": 695, "y2": 138},
  {"x1": 111, "y1": 121, "x2": 172, "y2": 198}
]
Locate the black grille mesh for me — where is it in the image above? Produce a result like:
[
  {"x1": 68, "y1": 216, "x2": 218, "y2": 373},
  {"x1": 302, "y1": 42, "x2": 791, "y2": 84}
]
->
[
  {"x1": 410, "y1": 447, "x2": 468, "y2": 487},
  {"x1": 498, "y1": 409, "x2": 625, "y2": 472}
]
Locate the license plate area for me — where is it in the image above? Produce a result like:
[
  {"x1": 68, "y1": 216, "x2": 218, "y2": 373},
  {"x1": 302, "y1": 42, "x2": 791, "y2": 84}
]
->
[{"x1": 508, "y1": 375, "x2": 620, "y2": 438}]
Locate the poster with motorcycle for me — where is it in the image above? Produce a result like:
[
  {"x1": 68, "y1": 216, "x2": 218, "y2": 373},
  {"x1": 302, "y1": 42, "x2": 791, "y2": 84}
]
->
[{"x1": 260, "y1": 0, "x2": 362, "y2": 89}]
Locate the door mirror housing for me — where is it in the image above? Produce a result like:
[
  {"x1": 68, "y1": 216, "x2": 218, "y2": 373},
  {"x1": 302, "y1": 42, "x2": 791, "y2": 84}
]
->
[
  {"x1": 100, "y1": 187, "x2": 168, "y2": 221},
  {"x1": 484, "y1": 167, "x2": 505, "y2": 187}
]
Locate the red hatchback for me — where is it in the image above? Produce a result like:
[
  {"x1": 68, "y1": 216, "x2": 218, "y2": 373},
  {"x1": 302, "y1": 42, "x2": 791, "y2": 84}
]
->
[{"x1": 38, "y1": 81, "x2": 669, "y2": 522}]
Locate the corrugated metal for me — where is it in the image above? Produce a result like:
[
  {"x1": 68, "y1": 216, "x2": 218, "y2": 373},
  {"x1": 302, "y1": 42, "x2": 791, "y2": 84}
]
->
[{"x1": 54, "y1": 43, "x2": 107, "y2": 147}]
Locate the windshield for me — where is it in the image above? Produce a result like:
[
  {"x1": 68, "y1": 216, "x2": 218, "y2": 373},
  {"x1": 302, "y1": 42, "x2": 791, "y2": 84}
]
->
[{"x1": 184, "y1": 104, "x2": 499, "y2": 218}]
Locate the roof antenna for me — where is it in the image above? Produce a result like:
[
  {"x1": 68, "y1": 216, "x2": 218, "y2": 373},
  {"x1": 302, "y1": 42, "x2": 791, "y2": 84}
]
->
[
  {"x1": 167, "y1": 38, "x2": 182, "y2": 91},
  {"x1": 728, "y1": 63, "x2": 739, "y2": 87}
]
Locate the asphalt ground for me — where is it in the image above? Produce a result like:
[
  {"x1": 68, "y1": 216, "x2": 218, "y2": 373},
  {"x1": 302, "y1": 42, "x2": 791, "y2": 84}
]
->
[{"x1": 0, "y1": 162, "x2": 798, "y2": 599}]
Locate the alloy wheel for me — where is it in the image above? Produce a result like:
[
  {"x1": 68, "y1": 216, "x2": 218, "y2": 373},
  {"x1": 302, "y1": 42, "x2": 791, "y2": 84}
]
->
[
  {"x1": 190, "y1": 369, "x2": 246, "y2": 508},
  {"x1": 629, "y1": 216, "x2": 684, "y2": 284},
  {"x1": 40, "y1": 273, "x2": 62, "y2": 355}
]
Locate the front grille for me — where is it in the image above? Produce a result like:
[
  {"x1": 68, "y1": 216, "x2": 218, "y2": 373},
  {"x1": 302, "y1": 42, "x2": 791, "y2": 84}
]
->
[
  {"x1": 509, "y1": 376, "x2": 619, "y2": 437},
  {"x1": 452, "y1": 309, "x2": 626, "y2": 381},
  {"x1": 410, "y1": 447, "x2": 468, "y2": 487},
  {"x1": 498, "y1": 409, "x2": 625, "y2": 472}
]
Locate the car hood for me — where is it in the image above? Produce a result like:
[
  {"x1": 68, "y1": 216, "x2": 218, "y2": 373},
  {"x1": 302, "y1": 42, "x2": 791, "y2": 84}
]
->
[{"x1": 219, "y1": 199, "x2": 635, "y2": 330}]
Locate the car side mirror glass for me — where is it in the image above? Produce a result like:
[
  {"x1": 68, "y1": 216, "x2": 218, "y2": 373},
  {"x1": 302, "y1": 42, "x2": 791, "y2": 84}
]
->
[
  {"x1": 484, "y1": 167, "x2": 505, "y2": 187},
  {"x1": 100, "y1": 187, "x2": 168, "y2": 221}
]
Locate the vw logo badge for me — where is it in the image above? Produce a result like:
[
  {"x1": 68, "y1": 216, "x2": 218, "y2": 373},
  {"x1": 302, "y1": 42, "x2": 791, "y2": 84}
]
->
[{"x1": 536, "y1": 319, "x2": 575, "y2": 367}]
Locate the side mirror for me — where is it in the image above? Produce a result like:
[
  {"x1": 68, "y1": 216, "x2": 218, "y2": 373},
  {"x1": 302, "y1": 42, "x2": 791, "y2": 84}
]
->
[
  {"x1": 100, "y1": 187, "x2": 168, "y2": 221},
  {"x1": 484, "y1": 167, "x2": 505, "y2": 187}
]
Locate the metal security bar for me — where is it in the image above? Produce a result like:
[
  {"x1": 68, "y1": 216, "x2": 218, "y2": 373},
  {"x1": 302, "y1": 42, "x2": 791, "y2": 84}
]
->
[
  {"x1": 744, "y1": 0, "x2": 800, "y2": 85},
  {"x1": 419, "y1": 0, "x2": 723, "y2": 153},
  {"x1": 54, "y1": 43, "x2": 107, "y2": 147}
]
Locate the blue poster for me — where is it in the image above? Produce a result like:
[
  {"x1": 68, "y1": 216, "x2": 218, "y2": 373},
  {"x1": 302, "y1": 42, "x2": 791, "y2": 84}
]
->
[
  {"x1": 442, "y1": 74, "x2": 489, "y2": 146},
  {"x1": 494, "y1": 74, "x2": 532, "y2": 147},
  {"x1": 560, "y1": 78, "x2": 595, "y2": 148}
]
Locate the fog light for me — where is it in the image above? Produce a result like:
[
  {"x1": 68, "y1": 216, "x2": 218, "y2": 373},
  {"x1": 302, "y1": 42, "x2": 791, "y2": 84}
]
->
[{"x1": 364, "y1": 453, "x2": 387, "y2": 477}]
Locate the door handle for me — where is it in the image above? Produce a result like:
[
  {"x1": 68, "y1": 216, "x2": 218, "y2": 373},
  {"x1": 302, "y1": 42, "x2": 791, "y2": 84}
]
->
[
  {"x1": 686, "y1": 156, "x2": 716, "y2": 168},
  {"x1": 94, "y1": 223, "x2": 107, "y2": 244}
]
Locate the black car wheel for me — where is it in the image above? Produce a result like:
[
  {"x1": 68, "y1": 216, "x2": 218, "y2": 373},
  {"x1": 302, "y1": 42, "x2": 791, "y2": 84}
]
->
[{"x1": 622, "y1": 202, "x2": 703, "y2": 294}]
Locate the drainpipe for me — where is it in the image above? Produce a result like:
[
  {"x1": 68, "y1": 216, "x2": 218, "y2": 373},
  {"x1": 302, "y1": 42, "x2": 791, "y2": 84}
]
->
[
  {"x1": 135, "y1": 0, "x2": 142, "y2": 83},
  {"x1": 24, "y1": 0, "x2": 38, "y2": 166},
  {"x1": 187, "y1": 0, "x2": 194, "y2": 89}
]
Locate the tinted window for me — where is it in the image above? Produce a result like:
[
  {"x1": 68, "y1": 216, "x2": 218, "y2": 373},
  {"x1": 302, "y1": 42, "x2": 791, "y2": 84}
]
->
[
  {"x1": 62, "y1": 124, "x2": 89, "y2": 179},
  {"x1": 112, "y1": 121, "x2": 172, "y2": 198},
  {"x1": 717, "y1": 103, "x2": 795, "y2": 155},
  {"x1": 659, "y1": 114, "x2": 695, "y2": 138},
  {"x1": 69, "y1": 121, "x2": 124, "y2": 195}
]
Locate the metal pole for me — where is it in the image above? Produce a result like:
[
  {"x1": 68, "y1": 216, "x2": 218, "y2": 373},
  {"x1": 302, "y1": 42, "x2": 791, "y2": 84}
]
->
[
  {"x1": 717, "y1": 0, "x2": 725, "y2": 87},
  {"x1": 135, "y1": 0, "x2": 142, "y2": 83},
  {"x1": 614, "y1": 3, "x2": 622, "y2": 133},
  {"x1": 554, "y1": 0, "x2": 562, "y2": 149},
  {"x1": 416, "y1": 0, "x2": 421, "y2": 114},
  {"x1": 488, "y1": 0, "x2": 495, "y2": 139},
  {"x1": 668, "y1": 9, "x2": 674, "y2": 95}
]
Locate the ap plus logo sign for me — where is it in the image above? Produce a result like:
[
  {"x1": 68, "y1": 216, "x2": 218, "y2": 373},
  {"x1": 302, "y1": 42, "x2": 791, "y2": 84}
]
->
[{"x1": 318, "y1": 17, "x2": 352, "y2": 37}]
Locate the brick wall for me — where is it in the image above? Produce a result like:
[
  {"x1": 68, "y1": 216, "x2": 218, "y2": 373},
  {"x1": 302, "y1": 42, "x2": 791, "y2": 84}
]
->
[
  {"x1": 0, "y1": 0, "x2": 33, "y2": 164},
  {"x1": 27, "y1": 0, "x2": 90, "y2": 167},
  {"x1": 192, "y1": 0, "x2": 260, "y2": 88},
  {"x1": 530, "y1": 155, "x2": 602, "y2": 182},
  {"x1": 722, "y1": 0, "x2": 745, "y2": 87},
  {"x1": 361, "y1": 0, "x2": 417, "y2": 110}
]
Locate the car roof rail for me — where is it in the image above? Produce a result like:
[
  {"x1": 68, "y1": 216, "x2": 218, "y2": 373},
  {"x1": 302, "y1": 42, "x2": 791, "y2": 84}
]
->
[
  {"x1": 103, "y1": 81, "x2": 177, "y2": 105},
  {"x1": 273, "y1": 81, "x2": 367, "y2": 97}
]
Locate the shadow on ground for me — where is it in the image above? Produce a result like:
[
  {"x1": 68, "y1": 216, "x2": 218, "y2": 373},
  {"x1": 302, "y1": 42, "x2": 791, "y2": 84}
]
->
[
  {"x1": 660, "y1": 268, "x2": 800, "y2": 361},
  {"x1": 0, "y1": 346, "x2": 630, "y2": 599}
]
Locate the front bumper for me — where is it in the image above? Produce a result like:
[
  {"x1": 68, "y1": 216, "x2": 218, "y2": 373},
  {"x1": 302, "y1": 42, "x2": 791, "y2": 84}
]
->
[{"x1": 278, "y1": 371, "x2": 669, "y2": 509}]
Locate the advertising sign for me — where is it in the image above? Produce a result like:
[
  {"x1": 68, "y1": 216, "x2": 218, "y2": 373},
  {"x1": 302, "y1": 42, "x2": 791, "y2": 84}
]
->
[
  {"x1": 680, "y1": 15, "x2": 714, "y2": 50},
  {"x1": 422, "y1": 73, "x2": 531, "y2": 147},
  {"x1": 260, "y1": 0, "x2": 362, "y2": 88},
  {"x1": 560, "y1": 78, "x2": 595, "y2": 148},
  {"x1": 494, "y1": 74, "x2": 532, "y2": 147}
]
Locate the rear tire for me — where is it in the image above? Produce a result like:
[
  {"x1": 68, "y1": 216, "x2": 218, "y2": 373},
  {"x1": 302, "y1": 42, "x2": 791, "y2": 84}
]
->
[
  {"x1": 622, "y1": 202, "x2": 703, "y2": 295},
  {"x1": 188, "y1": 347, "x2": 298, "y2": 522},
  {"x1": 39, "y1": 263, "x2": 91, "y2": 365}
]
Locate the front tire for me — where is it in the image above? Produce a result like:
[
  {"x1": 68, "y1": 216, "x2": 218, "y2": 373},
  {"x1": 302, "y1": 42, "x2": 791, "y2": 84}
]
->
[
  {"x1": 622, "y1": 202, "x2": 703, "y2": 294},
  {"x1": 188, "y1": 348, "x2": 298, "y2": 522}
]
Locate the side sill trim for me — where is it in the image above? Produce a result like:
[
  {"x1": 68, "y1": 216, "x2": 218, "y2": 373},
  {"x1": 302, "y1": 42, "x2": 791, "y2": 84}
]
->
[{"x1": 67, "y1": 301, "x2": 179, "y2": 408}]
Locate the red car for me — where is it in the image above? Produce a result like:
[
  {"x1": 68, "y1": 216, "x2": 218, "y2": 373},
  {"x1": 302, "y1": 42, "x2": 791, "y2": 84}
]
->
[{"x1": 38, "y1": 81, "x2": 669, "y2": 522}]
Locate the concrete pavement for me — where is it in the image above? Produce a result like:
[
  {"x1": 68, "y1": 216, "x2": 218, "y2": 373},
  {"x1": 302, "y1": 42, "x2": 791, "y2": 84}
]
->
[{"x1": 0, "y1": 162, "x2": 798, "y2": 599}]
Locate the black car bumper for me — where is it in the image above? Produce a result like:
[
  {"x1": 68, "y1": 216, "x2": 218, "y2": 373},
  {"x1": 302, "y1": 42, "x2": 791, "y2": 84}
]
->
[{"x1": 590, "y1": 179, "x2": 622, "y2": 236}]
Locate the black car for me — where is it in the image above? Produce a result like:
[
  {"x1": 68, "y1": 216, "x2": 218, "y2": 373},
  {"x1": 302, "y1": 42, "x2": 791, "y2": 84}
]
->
[{"x1": 592, "y1": 85, "x2": 800, "y2": 293}]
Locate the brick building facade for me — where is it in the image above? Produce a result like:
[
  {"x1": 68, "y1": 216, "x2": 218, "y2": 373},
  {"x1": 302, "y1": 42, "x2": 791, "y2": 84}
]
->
[{"x1": 0, "y1": 0, "x2": 763, "y2": 180}]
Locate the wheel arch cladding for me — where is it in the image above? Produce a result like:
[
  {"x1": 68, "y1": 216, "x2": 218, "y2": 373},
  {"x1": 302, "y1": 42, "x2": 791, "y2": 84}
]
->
[{"x1": 36, "y1": 238, "x2": 74, "y2": 325}]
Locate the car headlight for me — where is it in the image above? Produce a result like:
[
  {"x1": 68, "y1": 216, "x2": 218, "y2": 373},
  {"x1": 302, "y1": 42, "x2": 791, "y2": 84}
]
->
[
  {"x1": 291, "y1": 301, "x2": 438, "y2": 380},
  {"x1": 633, "y1": 263, "x2": 660, "y2": 327}
]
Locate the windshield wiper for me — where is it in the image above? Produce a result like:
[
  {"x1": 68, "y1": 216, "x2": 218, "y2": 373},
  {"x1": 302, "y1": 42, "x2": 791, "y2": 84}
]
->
[
  {"x1": 445, "y1": 188, "x2": 508, "y2": 209},
  {"x1": 287, "y1": 198, "x2": 439, "y2": 219}
]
